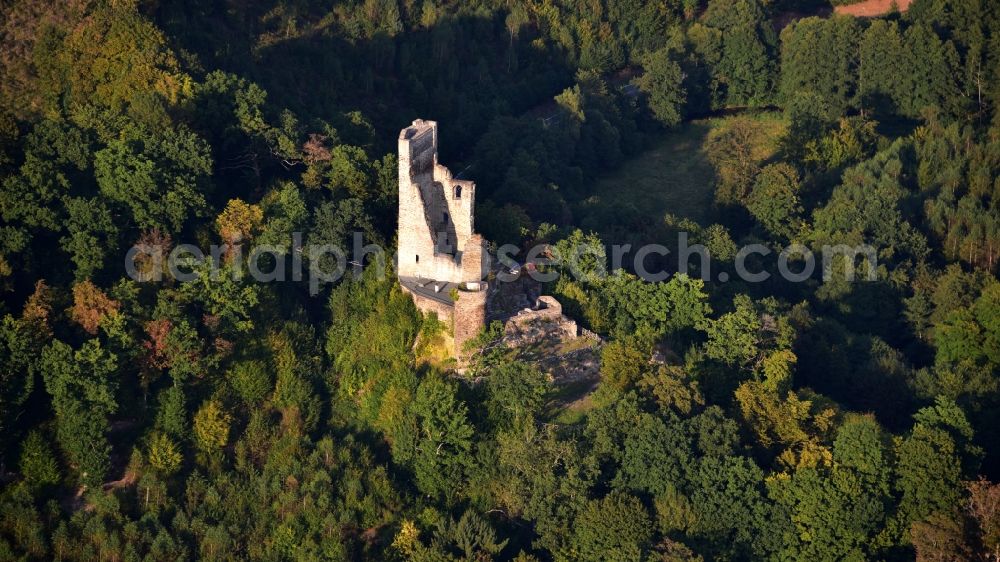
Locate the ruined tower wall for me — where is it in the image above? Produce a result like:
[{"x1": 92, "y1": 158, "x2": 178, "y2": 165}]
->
[
  {"x1": 397, "y1": 121, "x2": 443, "y2": 280},
  {"x1": 397, "y1": 120, "x2": 480, "y2": 284},
  {"x1": 461, "y1": 234, "x2": 489, "y2": 284},
  {"x1": 435, "y1": 163, "x2": 476, "y2": 257}
]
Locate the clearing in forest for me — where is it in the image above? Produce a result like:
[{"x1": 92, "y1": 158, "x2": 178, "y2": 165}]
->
[
  {"x1": 584, "y1": 112, "x2": 786, "y2": 227},
  {"x1": 834, "y1": 0, "x2": 913, "y2": 17}
]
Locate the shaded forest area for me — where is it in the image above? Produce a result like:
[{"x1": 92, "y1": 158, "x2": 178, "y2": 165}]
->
[{"x1": 1, "y1": 0, "x2": 1000, "y2": 560}]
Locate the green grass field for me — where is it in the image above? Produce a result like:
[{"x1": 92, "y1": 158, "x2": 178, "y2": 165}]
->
[{"x1": 584, "y1": 112, "x2": 787, "y2": 226}]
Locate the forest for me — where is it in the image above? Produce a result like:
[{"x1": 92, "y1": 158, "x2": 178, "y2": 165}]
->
[{"x1": 0, "y1": 0, "x2": 999, "y2": 560}]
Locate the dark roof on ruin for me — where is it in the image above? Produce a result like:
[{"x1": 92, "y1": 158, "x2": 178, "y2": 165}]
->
[{"x1": 398, "y1": 275, "x2": 457, "y2": 306}]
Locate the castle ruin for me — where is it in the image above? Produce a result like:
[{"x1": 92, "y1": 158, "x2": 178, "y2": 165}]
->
[
  {"x1": 397, "y1": 119, "x2": 488, "y2": 356},
  {"x1": 396, "y1": 119, "x2": 596, "y2": 363}
]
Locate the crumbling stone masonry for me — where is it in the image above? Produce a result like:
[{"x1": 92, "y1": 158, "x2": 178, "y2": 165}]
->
[
  {"x1": 504, "y1": 296, "x2": 580, "y2": 343},
  {"x1": 397, "y1": 119, "x2": 488, "y2": 357},
  {"x1": 396, "y1": 119, "x2": 588, "y2": 361}
]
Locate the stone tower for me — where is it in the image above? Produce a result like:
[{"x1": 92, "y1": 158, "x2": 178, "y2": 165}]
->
[{"x1": 397, "y1": 119, "x2": 488, "y2": 357}]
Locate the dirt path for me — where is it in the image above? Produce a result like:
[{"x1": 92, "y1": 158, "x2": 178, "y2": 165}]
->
[{"x1": 834, "y1": 0, "x2": 912, "y2": 17}]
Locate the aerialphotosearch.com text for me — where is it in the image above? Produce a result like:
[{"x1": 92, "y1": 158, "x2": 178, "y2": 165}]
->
[{"x1": 125, "y1": 232, "x2": 878, "y2": 295}]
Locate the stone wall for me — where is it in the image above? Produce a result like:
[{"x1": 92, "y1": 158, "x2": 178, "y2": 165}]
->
[
  {"x1": 453, "y1": 287, "x2": 488, "y2": 357},
  {"x1": 400, "y1": 284, "x2": 454, "y2": 324}
]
